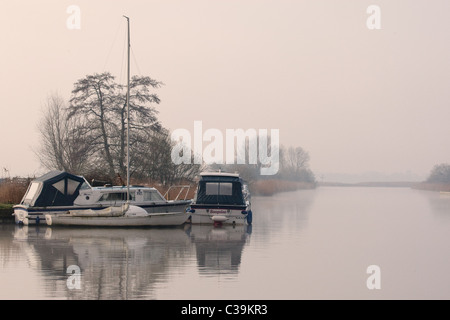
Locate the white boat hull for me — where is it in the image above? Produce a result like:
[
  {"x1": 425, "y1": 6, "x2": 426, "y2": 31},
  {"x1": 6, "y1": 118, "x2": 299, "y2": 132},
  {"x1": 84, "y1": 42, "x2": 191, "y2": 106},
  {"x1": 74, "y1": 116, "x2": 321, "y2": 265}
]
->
[
  {"x1": 15, "y1": 204, "x2": 190, "y2": 227},
  {"x1": 13, "y1": 201, "x2": 191, "y2": 226},
  {"x1": 189, "y1": 208, "x2": 250, "y2": 225},
  {"x1": 45, "y1": 211, "x2": 189, "y2": 227}
]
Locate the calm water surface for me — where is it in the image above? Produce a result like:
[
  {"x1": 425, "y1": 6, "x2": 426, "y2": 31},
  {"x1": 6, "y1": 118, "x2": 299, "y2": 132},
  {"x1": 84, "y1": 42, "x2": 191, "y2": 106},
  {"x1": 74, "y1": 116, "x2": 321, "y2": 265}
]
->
[{"x1": 1, "y1": 187, "x2": 450, "y2": 299}]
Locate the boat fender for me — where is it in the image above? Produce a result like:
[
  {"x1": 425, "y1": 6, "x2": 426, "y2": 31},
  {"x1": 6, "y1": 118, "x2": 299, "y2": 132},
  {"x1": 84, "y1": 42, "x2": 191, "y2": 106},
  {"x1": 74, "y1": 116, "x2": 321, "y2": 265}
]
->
[
  {"x1": 45, "y1": 215, "x2": 52, "y2": 226},
  {"x1": 246, "y1": 210, "x2": 253, "y2": 225},
  {"x1": 36, "y1": 216, "x2": 40, "y2": 224},
  {"x1": 211, "y1": 215, "x2": 228, "y2": 223},
  {"x1": 16, "y1": 212, "x2": 29, "y2": 225}
]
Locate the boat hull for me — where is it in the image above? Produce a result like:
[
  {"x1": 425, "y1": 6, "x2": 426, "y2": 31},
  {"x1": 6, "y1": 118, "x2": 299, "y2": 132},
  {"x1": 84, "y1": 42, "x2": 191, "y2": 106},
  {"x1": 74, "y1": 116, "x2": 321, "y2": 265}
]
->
[
  {"x1": 189, "y1": 205, "x2": 251, "y2": 225},
  {"x1": 45, "y1": 211, "x2": 189, "y2": 227},
  {"x1": 140, "y1": 201, "x2": 191, "y2": 214},
  {"x1": 13, "y1": 201, "x2": 191, "y2": 226}
]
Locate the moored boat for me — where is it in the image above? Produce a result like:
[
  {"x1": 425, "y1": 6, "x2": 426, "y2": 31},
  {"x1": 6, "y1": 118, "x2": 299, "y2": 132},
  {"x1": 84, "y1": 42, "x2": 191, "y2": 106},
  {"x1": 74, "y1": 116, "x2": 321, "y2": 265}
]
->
[
  {"x1": 44, "y1": 203, "x2": 189, "y2": 227},
  {"x1": 188, "y1": 171, "x2": 252, "y2": 225},
  {"x1": 13, "y1": 171, "x2": 191, "y2": 226}
]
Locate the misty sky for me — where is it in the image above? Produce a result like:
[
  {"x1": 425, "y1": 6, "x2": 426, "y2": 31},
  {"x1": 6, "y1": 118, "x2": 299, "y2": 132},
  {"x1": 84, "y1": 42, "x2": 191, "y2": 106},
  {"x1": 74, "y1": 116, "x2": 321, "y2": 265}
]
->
[{"x1": 1, "y1": 0, "x2": 450, "y2": 181}]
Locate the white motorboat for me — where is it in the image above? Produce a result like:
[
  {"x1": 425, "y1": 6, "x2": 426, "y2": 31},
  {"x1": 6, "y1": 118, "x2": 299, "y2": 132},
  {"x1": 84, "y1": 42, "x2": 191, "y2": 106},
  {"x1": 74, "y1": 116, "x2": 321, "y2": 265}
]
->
[
  {"x1": 188, "y1": 171, "x2": 252, "y2": 225},
  {"x1": 13, "y1": 171, "x2": 191, "y2": 226}
]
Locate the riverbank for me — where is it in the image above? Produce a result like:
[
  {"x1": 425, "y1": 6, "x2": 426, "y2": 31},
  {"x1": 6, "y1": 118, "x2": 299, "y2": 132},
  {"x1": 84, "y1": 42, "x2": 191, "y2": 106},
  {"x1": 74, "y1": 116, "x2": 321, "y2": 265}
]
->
[
  {"x1": 320, "y1": 180, "x2": 450, "y2": 192},
  {"x1": 411, "y1": 182, "x2": 450, "y2": 192},
  {"x1": 320, "y1": 181, "x2": 417, "y2": 188},
  {"x1": 0, "y1": 205, "x2": 14, "y2": 222},
  {"x1": 250, "y1": 179, "x2": 316, "y2": 196}
]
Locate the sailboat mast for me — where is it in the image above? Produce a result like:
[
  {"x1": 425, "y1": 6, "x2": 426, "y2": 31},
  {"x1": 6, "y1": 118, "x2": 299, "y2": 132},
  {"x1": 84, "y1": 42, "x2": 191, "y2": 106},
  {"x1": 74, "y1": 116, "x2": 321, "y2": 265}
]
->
[{"x1": 124, "y1": 15, "x2": 130, "y2": 202}]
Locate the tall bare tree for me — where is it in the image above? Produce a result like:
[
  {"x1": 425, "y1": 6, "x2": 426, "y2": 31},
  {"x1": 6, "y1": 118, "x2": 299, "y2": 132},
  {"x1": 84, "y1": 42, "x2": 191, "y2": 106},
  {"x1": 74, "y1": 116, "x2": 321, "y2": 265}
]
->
[
  {"x1": 133, "y1": 129, "x2": 201, "y2": 185},
  {"x1": 37, "y1": 73, "x2": 201, "y2": 185},
  {"x1": 36, "y1": 93, "x2": 93, "y2": 174},
  {"x1": 68, "y1": 72, "x2": 162, "y2": 180},
  {"x1": 279, "y1": 145, "x2": 315, "y2": 182}
]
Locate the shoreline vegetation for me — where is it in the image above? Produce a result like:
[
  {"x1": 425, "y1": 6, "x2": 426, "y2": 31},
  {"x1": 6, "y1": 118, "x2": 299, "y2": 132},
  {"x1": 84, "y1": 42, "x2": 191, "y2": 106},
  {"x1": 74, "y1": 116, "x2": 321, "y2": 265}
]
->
[
  {"x1": 0, "y1": 177, "x2": 318, "y2": 220},
  {"x1": 2, "y1": 170, "x2": 450, "y2": 220},
  {"x1": 411, "y1": 182, "x2": 450, "y2": 192},
  {"x1": 321, "y1": 181, "x2": 450, "y2": 192},
  {"x1": 250, "y1": 179, "x2": 316, "y2": 196},
  {"x1": 1, "y1": 179, "x2": 450, "y2": 221},
  {"x1": 320, "y1": 181, "x2": 417, "y2": 188}
]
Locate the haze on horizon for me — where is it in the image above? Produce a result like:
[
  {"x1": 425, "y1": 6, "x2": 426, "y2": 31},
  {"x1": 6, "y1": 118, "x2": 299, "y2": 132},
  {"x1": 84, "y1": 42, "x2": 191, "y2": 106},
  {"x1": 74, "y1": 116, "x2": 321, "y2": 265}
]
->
[{"x1": 1, "y1": 0, "x2": 449, "y2": 183}]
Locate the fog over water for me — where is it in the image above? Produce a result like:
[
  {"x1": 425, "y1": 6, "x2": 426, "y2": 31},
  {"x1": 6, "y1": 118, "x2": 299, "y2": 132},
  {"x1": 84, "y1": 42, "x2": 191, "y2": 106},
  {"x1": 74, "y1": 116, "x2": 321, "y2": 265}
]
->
[{"x1": 1, "y1": 1, "x2": 449, "y2": 181}]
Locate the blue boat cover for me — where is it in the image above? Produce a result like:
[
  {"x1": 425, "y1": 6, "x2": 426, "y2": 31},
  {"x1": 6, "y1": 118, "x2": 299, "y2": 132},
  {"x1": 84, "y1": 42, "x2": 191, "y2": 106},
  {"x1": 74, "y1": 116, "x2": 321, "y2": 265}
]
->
[
  {"x1": 195, "y1": 175, "x2": 245, "y2": 205},
  {"x1": 24, "y1": 171, "x2": 85, "y2": 207}
]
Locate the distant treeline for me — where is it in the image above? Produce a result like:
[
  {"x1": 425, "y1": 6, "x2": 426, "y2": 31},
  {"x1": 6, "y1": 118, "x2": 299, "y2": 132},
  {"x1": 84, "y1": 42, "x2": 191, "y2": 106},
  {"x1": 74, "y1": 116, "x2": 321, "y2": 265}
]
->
[
  {"x1": 425, "y1": 163, "x2": 450, "y2": 184},
  {"x1": 207, "y1": 145, "x2": 316, "y2": 196},
  {"x1": 33, "y1": 72, "x2": 316, "y2": 196}
]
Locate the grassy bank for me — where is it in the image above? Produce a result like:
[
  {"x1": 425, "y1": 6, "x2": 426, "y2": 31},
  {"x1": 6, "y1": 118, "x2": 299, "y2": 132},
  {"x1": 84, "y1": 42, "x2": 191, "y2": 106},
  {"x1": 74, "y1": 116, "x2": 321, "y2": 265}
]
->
[
  {"x1": 0, "y1": 178, "x2": 27, "y2": 222},
  {"x1": 0, "y1": 204, "x2": 14, "y2": 221}
]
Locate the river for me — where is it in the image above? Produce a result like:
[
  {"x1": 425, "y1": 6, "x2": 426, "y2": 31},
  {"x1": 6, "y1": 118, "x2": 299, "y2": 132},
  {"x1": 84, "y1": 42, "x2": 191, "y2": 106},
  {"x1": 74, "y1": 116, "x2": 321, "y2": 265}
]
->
[{"x1": 1, "y1": 186, "x2": 450, "y2": 300}]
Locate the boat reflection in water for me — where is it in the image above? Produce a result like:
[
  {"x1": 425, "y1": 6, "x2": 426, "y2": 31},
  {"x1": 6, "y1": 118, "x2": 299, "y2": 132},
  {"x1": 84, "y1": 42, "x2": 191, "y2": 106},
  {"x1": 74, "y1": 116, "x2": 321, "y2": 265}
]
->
[
  {"x1": 11, "y1": 223, "x2": 252, "y2": 299},
  {"x1": 185, "y1": 224, "x2": 252, "y2": 275},
  {"x1": 12, "y1": 225, "x2": 192, "y2": 299}
]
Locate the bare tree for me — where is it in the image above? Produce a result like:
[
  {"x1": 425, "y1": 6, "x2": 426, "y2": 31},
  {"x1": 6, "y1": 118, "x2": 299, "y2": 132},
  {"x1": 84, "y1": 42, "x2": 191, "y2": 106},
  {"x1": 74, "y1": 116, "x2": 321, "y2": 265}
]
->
[
  {"x1": 36, "y1": 93, "x2": 93, "y2": 174},
  {"x1": 37, "y1": 73, "x2": 201, "y2": 185},
  {"x1": 133, "y1": 129, "x2": 201, "y2": 185},
  {"x1": 68, "y1": 72, "x2": 162, "y2": 180},
  {"x1": 285, "y1": 146, "x2": 310, "y2": 175},
  {"x1": 278, "y1": 145, "x2": 315, "y2": 182}
]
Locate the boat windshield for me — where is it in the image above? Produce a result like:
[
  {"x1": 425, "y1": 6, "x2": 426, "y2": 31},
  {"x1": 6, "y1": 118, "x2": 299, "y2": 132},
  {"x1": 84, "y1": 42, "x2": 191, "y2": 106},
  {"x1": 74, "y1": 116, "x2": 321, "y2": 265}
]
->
[
  {"x1": 99, "y1": 192, "x2": 134, "y2": 201},
  {"x1": 80, "y1": 179, "x2": 92, "y2": 190},
  {"x1": 22, "y1": 182, "x2": 40, "y2": 204},
  {"x1": 196, "y1": 181, "x2": 245, "y2": 205},
  {"x1": 206, "y1": 182, "x2": 233, "y2": 196},
  {"x1": 143, "y1": 191, "x2": 165, "y2": 202}
]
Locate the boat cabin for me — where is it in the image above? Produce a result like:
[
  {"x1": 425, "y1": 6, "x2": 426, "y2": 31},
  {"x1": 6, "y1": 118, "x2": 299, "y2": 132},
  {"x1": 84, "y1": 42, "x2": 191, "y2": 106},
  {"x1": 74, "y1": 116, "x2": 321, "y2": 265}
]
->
[
  {"x1": 75, "y1": 185, "x2": 167, "y2": 206},
  {"x1": 193, "y1": 172, "x2": 248, "y2": 206},
  {"x1": 19, "y1": 170, "x2": 168, "y2": 208},
  {"x1": 20, "y1": 171, "x2": 86, "y2": 207}
]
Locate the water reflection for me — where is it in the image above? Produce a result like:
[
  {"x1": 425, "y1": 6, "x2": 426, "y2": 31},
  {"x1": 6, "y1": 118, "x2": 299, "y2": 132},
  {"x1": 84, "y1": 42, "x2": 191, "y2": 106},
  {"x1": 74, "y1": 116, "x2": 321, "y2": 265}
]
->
[
  {"x1": 422, "y1": 190, "x2": 450, "y2": 220},
  {"x1": 11, "y1": 225, "x2": 193, "y2": 299},
  {"x1": 0, "y1": 190, "x2": 316, "y2": 300},
  {"x1": 186, "y1": 224, "x2": 252, "y2": 276},
  {"x1": 5, "y1": 222, "x2": 255, "y2": 299},
  {"x1": 251, "y1": 189, "x2": 315, "y2": 240}
]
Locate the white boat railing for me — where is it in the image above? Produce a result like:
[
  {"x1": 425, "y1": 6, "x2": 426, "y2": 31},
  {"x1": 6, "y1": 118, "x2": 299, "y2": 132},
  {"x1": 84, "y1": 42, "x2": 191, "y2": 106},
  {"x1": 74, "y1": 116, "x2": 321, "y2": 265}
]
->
[{"x1": 163, "y1": 185, "x2": 192, "y2": 201}]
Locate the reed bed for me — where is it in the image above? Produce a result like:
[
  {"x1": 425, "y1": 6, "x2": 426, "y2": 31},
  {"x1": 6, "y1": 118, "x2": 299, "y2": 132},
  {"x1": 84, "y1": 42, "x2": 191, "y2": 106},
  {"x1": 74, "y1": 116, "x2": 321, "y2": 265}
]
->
[
  {"x1": 0, "y1": 178, "x2": 29, "y2": 204},
  {"x1": 250, "y1": 179, "x2": 316, "y2": 196},
  {"x1": 412, "y1": 182, "x2": 450, "y2": 192}
]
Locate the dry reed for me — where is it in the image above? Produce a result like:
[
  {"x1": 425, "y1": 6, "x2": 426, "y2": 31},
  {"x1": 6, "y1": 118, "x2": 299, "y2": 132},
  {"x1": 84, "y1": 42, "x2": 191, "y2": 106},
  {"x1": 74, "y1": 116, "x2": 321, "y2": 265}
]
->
[{"x1": 0, "y1": 178, "x2": 30, "y2": 204}]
